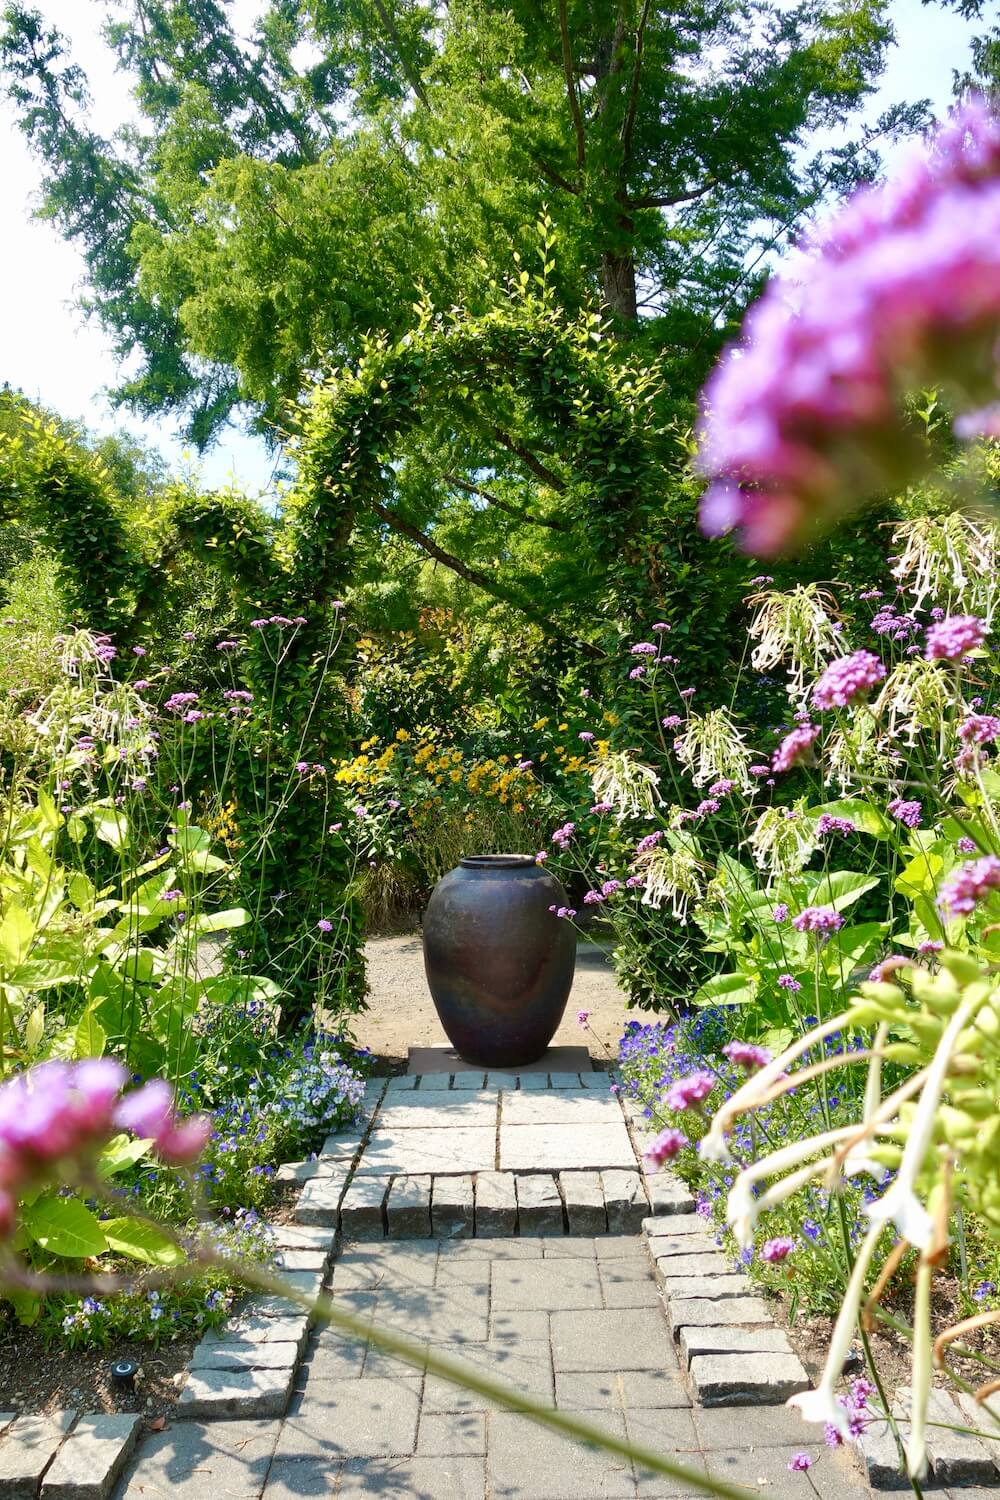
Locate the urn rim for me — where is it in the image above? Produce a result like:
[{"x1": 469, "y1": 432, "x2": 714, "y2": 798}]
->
[{"x1": 459, "y1": 853, "x2": 537, "y2": 869}]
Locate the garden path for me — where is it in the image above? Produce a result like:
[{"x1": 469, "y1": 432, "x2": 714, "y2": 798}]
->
[
  {"x1": 359, "y1": 937, "x2": 629, "y2": 1067},
  {"x1": 108, "y1": 1075, "x2": 931, "y2": 1500}
]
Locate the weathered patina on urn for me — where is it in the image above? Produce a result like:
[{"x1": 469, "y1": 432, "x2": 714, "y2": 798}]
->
[{"x1": 422, "y1": 854, "x2": 576, "y2": 1068}]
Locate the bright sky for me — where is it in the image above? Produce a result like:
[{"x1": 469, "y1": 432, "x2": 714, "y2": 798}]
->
[{"x1": 0, "y1": 0, "x2": 978, "y2": 495}]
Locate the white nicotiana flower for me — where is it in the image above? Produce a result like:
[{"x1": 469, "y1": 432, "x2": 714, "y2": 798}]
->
[
  {"x1": 590, "y1": 751, "x2": 663, "y2": 821},
  {"x1": 890, "y1": 512, "x2": 1000, "y2": 623},
  {"x1": 725, "y1": 1127, "x2": 863, "y2": 1250},
  {"x1": 748, "y1": 584, "x2": 842, "y2": 700},
  {"x1": 634, "y1": 845, "x2": 704, "y2": 924},
  {"x1": 864, "y1": 991, "x2": 980, "y2": 1251},
  {"x1": 824, "y1": 711, "x2": 897, "y2": 794},
  {"x1": 673, "y1": 708, "x2": 754, "y2": 792},
  {"x1": 871, "y1": 659, "x2": 955, "y2": 746},
  {"x1": 787, "y1": 1223, "x2": 884, "y2": 1439},
  {"x1": 747, "y1": 799, "x2": 818, "y2": 874}
]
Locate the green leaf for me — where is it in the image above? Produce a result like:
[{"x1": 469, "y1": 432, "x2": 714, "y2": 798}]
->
[
  {"x1": 189, "y1": 907, "x2": 249, "y2": 933},
  {"x1": 74, "y1": 1008, "x2": 107, "y2": 1059},
  {"x1": 804, "y1": 871, "x2": 880, "y2": 911},
  {"x1": 691, "y1": 971, "x2": 756, "y2": 1006},
  {"x1": 8, "y1": 1288, "x2": 41, "y2": 1326},
  {"x1": 896, "y1": 848, "x2": 944, "y2": 901},
  {"x1": 0, "y1": 904, "x2": 34, "y2": 969},
  {"x1": 807, "y1": 799, "x2": 891, "y2": 838},
  {"x1": 90, "y1": 807, "x2": 128, "y2": 851},
  {"x1": 24, "y1": 1003, "x2": 45, "y2": 1052},
  {"x1": 97, "y1": 1133, "x2": 152, "y2": 1178},
  {"x1": 100, "y1": 1217, "x2": 185, "y2": 1266},
  {"x1": 22, "y1": 1196, "x2": 108, "y2": 1258}
]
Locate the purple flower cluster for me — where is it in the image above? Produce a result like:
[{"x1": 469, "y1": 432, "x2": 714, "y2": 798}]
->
[
  {"x1": 760, "y1": 1235, "x2": 795, "y2": 1264},
  {"x1": 887, "y1": 797, "x2": 922, "y2": 829},
  {"x1": 816, "y1": 814, "x2": 855, "y2": 837},
  {"x1": 722, "y1": 1040, "x2": 771, "y2": 1071},
  {"x1": 771, "y1": 722, "x2": 820, "y2": 773},
  {"x1": 791, "y1": 906, "x2": 844, "y2": 935},
  {"x1": 630, "y1": 642, "x2": 658, "y2": 656},
  {"x1": 811, "y1": 651, "x2": 886, "y2": 711},
  {"x1": 663, "y1": 1070, "x2": 716, "y2": 1112},
  {"x1": 0, "y1": 1061, "x2": 210, "y2": 1235},
  {"x1": 643, "y1": 1127, "x2": 688, "y2": 1171},
  {"x1": 925, "y1": 614, "x2": 987, "y2": 662},
  {"x1": 696, "y1": 101, "x2": 1000, "y2": 554},
  {"x1": 959, "y1": 713, "x2": 1000, "y2": 744},
  {"x1": 937, "y1": 854, "x2": 1000, "y2": 915},
  {"x1": 551, "y1": 822, "x2": 575, "y2": 851}
]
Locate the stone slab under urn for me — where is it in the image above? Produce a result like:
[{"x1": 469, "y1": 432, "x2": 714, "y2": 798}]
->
[{"x1": 422, "y1": 855, "x2": 576, "y2": 1068}]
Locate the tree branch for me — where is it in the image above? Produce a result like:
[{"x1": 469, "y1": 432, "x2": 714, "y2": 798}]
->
[
  {"x1": 369, "y1": 0, "x2": 429, "y2": 108},
  {"x1": 530, "y1": 154, "x2": 580, "y2": 195},
  {"x1": 619, "y1": 0, "x2": 651, "y2": 171},
  {"x1": 624, "y1": 179, "x2": 718, "y2": 211},
  {"x1": 370, "y1": 501, "x2": 602, "y2": 658},
  {"x1": 445, "y1": 473, "x2": 569, "y2": 531},
  {"x1": 486, "y1": 425, "x2": 568, "y2": 493},
  {"x1": 558, "y1": 0, "x2": 586, "y2": 172}
]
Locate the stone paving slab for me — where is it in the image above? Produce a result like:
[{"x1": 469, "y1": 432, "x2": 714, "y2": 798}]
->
[
  {"x1": 0, "y1": 1411, "x2": 76, "y2": 1497},
  {"x1": 897, "y1": 1385, "x2": 996, "y2": 1484},
  {"x1": 378, "y1": 1092, "x2": 498, "y2": 1128},
  {"x1": 678, "y1": 1323, "x2": 794, "y2": 1366},
  {"x1": 433, "y1": 1175, "x2": 475, "y2": 1238},
  {"x1": 191, "y1": 1340, "x2": 300, "y2": 1372},
  {"x1": 294, "y1": 1170, "x2": 349, "y2": 1226},
  {"x1": 500, "y1": 1121, "x2": 637, "y2": 1171},
  {"x1": 357, "y1": 1126, "x2": 497, "y2": 1176},
  {"x1": 560, "y1": 1171, "x2": 607, "y2": 1234},
  {"x1": 177, "y1": 1364, "x2": 295, "y2": 1419},
  {"x1": 41, "y1": 1415, "x2": 139, "y2": 1500},
  {"x1": 474, "y1": 1172, "x2": 518, "y2": 1235},
  {"x1": 386, "y1": 1173, "x2": 432, "y2": 1236},
  {"x1": 689, "y1": 1350, "x2": 809, "y2": 1406},
  {"x1": 667, "y1": 1295, "x2": 774, "y2": 1332},
  {"x1": 500, "y1": 1089, "x2": 619, "y2": 1126},
  {"x1": 602, "y1": 1170, "x2": 648, "y2": 1233},
  {"x1": 115, "y1": 1419, "x2": 278, "y2": 1500},
  {"x1": 515, "y1": 1175, "x2": 563, "y2": 1235}
]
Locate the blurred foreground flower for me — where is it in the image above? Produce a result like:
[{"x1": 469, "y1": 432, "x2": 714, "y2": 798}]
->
[{"x1": 697, "y1": 99, "x2": 1000, "y2": 553}]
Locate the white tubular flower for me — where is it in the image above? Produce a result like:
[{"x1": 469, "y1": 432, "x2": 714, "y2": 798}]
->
[
  {"x1": 890, "y1": 512, "x2": 999, "y2": 623},
  {"x1": 590, "y1": 752, "x2": 662, "y2": 821},
  {"x1": 906, "y1": 1258, "x2": 934, "y2": 1480},
  {"x1": 844, "y1": 1023, "x2": 890, "y2": 1184},
  {"x1": 788, "y1": 1223, "x2": 884, "y2": 1438},
  {"x1": 673, "y1": 708, "x2": 753, "y2": 791},
  {"x1": 865, "y1": 993, "x2": 980, "y2": 1251},
  {"x1": 726, "y1": 1128, "x2": 866, "y2": 1251},
  {"x1": 747, "y1": 584, "x2": 842, "y2": 701},
  {"x1": 702, "y1": 1014, "x2": 850, "y2": 1160}
]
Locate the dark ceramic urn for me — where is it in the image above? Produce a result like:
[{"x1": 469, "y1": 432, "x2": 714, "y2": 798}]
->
[{"x1": 422, "y1": 855, "x2": 576, "y2": 1068}]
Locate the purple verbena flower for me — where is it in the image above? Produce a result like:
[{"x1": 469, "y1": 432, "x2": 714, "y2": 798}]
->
[
  {"x1": 722, "y1": 1040, "x2": 771, "y2": 1070},
  {"x1": 792, "y1": 906, "x2": 844, "y2": 935},
  {"x1": 760, "y1": 1236, "x2": 795, "y2": 1263},
  {"x1": 887, "y1": 797, "x2": 922, "y2": 829},
  {"x1": 811, "y1": 652, "x2": 886, "y2": 711},
  {"x1": 643, "y1": 1127, "x2": 688, "y2": 1171},
  {"x1": 937, "y1": 855, "x2": 1000, "y2": 915},
  {"x1": 925, "y1": 614, "x2": 987, "y2": 662},
  {"x1": 664, "y1": 1070, "x2": 716, "y2": 1112}
]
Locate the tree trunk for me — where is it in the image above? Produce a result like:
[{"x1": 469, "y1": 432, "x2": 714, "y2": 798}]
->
[{"x1": 600, "y1": 248, "x2": 638, "y2": 322}]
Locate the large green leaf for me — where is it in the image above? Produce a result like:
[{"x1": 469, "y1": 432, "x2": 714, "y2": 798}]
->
[
  {"x1": 807, "y1": 799, "x2": 891, "y2": 839},
  {"x1": 97, "y1": 1133, "x2": 153, "y2": 1178},
  {"x1": 804, "y1": 871, "x2": 880, "y2": 911},
  {"x1": 0, "y1": 903, "x2": 34, "y2": 969},
  {"x1": 189, "y1": 907, "x2": 250, "y2": 934},
  {"x1": 74, "y1": 1008, "x2": 107, "y2": 1059},
  {"x1": 691, "y1": 971, "x2": 756, "y2": 1007},
  {"x1": 22, "y1": 1196, "x2": 108, "y2": 1258},
  {"x1": 896, "y1": 848, "x2": 945, "y2": 901},
  {"x1": 90, "y1": 806, "x2": 128, "y2": 851},
  {"x1": 100, "y1": 1217, "x2": 185, "y2": 1266}
]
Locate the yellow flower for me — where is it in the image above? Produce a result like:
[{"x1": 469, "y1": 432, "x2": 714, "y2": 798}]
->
[
  {"x1": 532, "y1": 717, "x2": 549, "y2": 730},
  {"x1": 558, "y1": 722, "x2": 568, "y2": 731},
  {"x1": 395, "y1": 728, "x2": 411, "y2": 742},
  {"x1": 603, "y1": 712, "x2": 620, "y2": 727}
]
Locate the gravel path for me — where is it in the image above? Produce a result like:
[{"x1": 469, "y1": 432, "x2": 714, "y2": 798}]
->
[{"x1": 357, "y1": 935, "x2": 633, "y2": 1070}]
